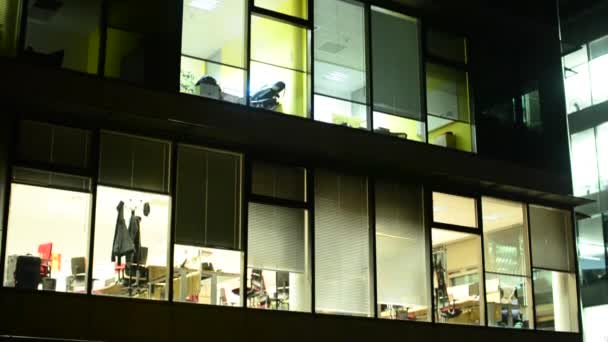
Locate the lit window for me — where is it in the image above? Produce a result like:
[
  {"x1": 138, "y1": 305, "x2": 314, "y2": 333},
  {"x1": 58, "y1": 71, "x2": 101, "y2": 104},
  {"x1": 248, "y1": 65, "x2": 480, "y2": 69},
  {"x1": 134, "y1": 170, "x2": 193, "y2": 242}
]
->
[
  {"x1": 180, "y1": 0, "x2": 247, "y2": 104},
  {"x1": 433, "y1": 192, "x2": 477, "y2": 228},
  {"x1": 250, "y1": 16, "x2": 309, "y2": 117},
  {"x1": 4, "y1": 183, "x2": 92, "y2": 293}
]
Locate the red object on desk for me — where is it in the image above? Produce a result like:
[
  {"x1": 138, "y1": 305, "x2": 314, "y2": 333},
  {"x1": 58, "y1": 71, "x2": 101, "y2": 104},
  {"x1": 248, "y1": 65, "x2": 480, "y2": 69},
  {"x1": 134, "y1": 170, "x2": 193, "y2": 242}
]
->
[{"x1": 37, "y1": 242, "x2": 53, "y2": 278}]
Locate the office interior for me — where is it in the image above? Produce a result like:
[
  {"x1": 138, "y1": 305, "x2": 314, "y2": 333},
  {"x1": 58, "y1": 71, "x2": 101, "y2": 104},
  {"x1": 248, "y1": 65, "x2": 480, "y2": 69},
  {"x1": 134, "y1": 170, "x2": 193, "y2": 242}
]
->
[{"x1": 0, "y1": 118, "x2": 581, "y2": 334}]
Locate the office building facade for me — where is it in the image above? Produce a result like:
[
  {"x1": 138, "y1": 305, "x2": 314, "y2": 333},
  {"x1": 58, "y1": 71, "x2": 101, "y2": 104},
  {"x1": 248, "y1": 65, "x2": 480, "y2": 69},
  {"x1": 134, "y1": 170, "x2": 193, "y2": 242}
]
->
[
  {"x1": 561, "y1": 0, "x2": 608, "y2": 341},
  {"x1": 0, "y1": 0, "x2": 584, "y2": 341}
]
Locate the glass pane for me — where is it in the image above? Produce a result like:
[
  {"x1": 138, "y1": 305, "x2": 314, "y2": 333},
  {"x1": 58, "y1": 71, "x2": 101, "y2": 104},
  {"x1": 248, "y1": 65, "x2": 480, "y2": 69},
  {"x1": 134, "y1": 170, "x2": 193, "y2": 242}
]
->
[
  {"x1": 589, "y1": 35, "x2": 608, "y2": 60},
  {"x1": 428, "y1": 115, "x2": 473, "y2": 152},
  {"x1": 583, "y1": 305, "x2": 608, "y2": 342},
  {"x1": 251, "y1": 15, "x2": 307, "y2": 72},
  {"x1": 181, "y1": 0, "x2": 246, "y2": 68},
  {"x1": 173, "y1": 245, "x2": 243, "y2": 306},
  {"x1": 533, "y1": 269, "x2": 579, "y2": 332},
  {"x1": 590, "y1": 53, "x2": 608, "y2": 106},
  {"x1": 376, "y1": 181, "x2": 429, "y2": 321},
  {"x1": 371, "y1": 7, "x2": 421, "y2": 120},
  {"x1": 252, "y1": 162, "x2": 306, "y2": 202},
  {"x1": 433, "y1": 192, "x2": 477, "y2": 228},
  {"x1": 92, "y1": 186, "x2": 171, "y2": 300},
  {"x1": 564, "y1": 45, "x2": 588, "y2": 69},
  {"x1": 314, "y1": 0, "x2": 366, "y2": 104},
  {"x1": 373, "y1": 112, "x2": 425, "y2": 142},
  {"x1": 426, "y1": 63, "x2": 471, "y2": 122},
  {"x1": 485, "y1": 273, "x2": 534, "y2": 329},
  {"x1": 482, "y1": 197, "x2": 530, "y2": 276},
  {"x1": 432, "y1": 229, "x2": 483, "y2": 325},
  {"x1": 564, "y1": 62, "x2": 592, "y2": 114},
  {"x1": 180, "y1": 55, "x2": 246, "y2": 105},
  {"x1": 314, "y1": 95, "x2": 367, "y2": 129},
  {"x1": 254, "y1": 0, "x2": 308, "y2": 19},
  {"x1": 104, "y1": 0, "x2": 176, "y2": 87},
  {"x1": 596, "y1": 122, "x2": 608, "y2": 194},
  {"x1": 577, "y1": 215, "x2": 607, "y2": 287},
  {"x1": 21, "y1": 0, "x2": 101, "y2": 74},
  {"x1": 426, "y1": 29, "x2": 467, "y2": 64},
  {"x1": 529, "y1": 206, "x2": 575, "y2": 272},
  {"x1": 0, "y1": 0, "x2": 22, "y2": 57},
  {"x1": 3, "y1": 184, "x2": 91, "y2": 293},
  {"x1": 247, "y1": 203, "x2": 310, "y2": 312},
  {"x1": 315, "y1": 170, "x2": 371, "y2": 317},
  {"x1": 250, "y1": 61, "x2": 308, "y2": 117},
  {"x1": 570, "y1": 128, "x2": 599, "y2": 197}
]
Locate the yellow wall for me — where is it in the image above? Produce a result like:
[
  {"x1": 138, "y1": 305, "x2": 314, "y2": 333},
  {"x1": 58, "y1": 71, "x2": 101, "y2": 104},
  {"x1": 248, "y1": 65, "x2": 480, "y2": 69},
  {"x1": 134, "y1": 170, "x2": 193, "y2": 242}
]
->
[
  {"x1": 104, "y1": 28, "x2": 141, "y2": 78},
  {"x1": 86, "y1": 29, "x2": 100, "y2": 74},
  {"x1": 251, "y1": 15, "x2": 308, "y2": 117},
  {"x1": 256, "y1": 0, "x2": 308, "y2": 19},
  {"x1": 0, "y1": 0, "x2": 22, "y2": 57},
  {"x1": 426, "y1": 63, "x2": 471, "y2": 122},
  {"x1": 428, "y1": 121, "x2": 473, "y2": 152}
]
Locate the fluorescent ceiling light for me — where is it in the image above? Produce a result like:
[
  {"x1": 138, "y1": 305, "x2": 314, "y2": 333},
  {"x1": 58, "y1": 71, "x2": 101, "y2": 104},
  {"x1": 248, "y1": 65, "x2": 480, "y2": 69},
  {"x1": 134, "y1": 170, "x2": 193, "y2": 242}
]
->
[
  {"x1": 190, "y1": 0, "x2": 220, "y2": 11},
  {"x1": 324, "y1": 71, "x2": 348, "y2": 82}
]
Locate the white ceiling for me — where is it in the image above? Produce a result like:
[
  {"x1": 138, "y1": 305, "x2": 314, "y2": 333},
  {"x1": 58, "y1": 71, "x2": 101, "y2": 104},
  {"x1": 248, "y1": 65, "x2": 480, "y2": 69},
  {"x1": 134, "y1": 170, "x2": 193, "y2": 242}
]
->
[
  {"x1": 314, "y1": 0, "x2": 366, "y2": 72},
  {"x1": 482, "y1": 197, "x2": 525, "y2": 232},
  {"x1": 432, "y1": 228, "x2": 475, "y2": 246},
  {"x1": 181, "y1": 0, "x2": 246, "y2": 67}
]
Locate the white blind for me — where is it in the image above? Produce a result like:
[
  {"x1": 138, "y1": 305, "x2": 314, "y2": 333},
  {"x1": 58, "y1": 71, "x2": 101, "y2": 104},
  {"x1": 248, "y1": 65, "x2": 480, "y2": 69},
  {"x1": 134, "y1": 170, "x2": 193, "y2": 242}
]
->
[
  {"x1": 315, "y1": 170, "x2": 371, "y2": 316},
  {"x1": 375, "y1": 180, "x2": 428, "y2": 307},
  {"x1": 247, "y1": 203, "x2": 305, "y2": 273}
]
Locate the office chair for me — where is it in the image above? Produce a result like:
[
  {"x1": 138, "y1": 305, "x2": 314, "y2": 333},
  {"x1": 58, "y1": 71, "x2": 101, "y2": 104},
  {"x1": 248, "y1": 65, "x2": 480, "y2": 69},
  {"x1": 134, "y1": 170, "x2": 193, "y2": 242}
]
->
[
  {"x1": 37, "y1": 242, "x2": 53, "y2": 279},
  {"x1": 249, "y1": 269, "x2": 270, "y2": 308}
]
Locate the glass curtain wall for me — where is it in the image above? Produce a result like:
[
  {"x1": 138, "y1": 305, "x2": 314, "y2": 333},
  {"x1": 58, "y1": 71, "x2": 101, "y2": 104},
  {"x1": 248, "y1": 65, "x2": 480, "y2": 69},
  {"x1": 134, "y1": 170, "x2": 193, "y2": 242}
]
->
[
  {"x1": 371, "y1": 7, "x2": 424, "y2": 142},
  {"x1": 180, "y1": 0, "x2": 247, "y2": 104},
  {"x1": 431, "y1": 192, "x2": 483, "y2": 326},
  {"x1": 313, "y1": 0, "x2": 368, "y2": 129},
  {"x1": 315, "y1": 169, "x2": 372, "y2": 317},
  {"x1": 375, "y1": 180, "x2": 430, "y2": 321},
  {"x1": 425, "y1": 30, "x2": 473, "y2": 152},
  {"x1": 529, "y1": 205, "x2": 579, "y2": 332},
  {"x1": 563, "y1": 34, "x2": 608, "y2": 114},
  {"x1": 247, "y1": 162, "x2": 310, "y2": 312},
  {"x1": 173, "y1": 145, "x2": 243, "y2": 306},
  {"x1": 482, "y1": 197, "x2": 533, "y2": 329}
]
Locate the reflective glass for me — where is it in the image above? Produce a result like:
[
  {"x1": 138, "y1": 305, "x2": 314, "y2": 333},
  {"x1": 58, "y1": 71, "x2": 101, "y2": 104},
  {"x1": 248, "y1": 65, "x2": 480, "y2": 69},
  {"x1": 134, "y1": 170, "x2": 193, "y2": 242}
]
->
[
  {"x1": 485, "y1": 273, "x2": 534, "y2": 329},
  {"x1": 533, "y1": 269, "x2": 579, "y2": 332}
]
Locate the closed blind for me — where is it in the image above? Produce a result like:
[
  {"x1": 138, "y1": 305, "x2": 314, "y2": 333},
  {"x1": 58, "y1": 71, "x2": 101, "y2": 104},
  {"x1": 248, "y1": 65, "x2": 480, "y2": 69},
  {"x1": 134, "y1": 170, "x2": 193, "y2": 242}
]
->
[
  {"x1": 12, "y1": 167, "x2": 91, "y2": 192},
  {"x1": 18, "y1": 121, "x2": 91, "y2": 170},
  {"x1": 375, "y1": 180, "x2": 428, "y2": 307},
  {"x1": 247, "y1": 203, "x2": 305, "y2": 273},
  {"x1": 174, "y1": 145, "x2": 242, "y2": 250},
  {"x1": 252, "y1": 162, "x2": 305, "y2": 202},
  {"x1": 315, "y1": 169, "x2": 371, "y2": 316},
  {"x1": 371, "y1": 7, "x2": 421, "y2": 120},
  {"x1": 529, "y1": 205, "x2": 575, "y2": 272},
  {"x1": 98, "y1": 131, "x2": 170, "y2": 194}
]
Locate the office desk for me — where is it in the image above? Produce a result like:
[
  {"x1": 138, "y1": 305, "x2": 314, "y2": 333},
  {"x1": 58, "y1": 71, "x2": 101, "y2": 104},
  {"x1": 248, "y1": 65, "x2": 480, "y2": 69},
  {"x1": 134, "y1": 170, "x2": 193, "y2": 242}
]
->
[{"x1": 200, "y1": 270, "x2": 240, "y2": 305}]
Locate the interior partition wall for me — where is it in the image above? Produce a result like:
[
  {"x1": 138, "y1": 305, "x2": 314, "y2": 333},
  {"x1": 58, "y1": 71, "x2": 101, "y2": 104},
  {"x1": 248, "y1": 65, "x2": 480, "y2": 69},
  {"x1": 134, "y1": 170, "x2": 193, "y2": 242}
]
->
[{"x1": 0, "y1": 119, "x2": 581, "y2": 334}]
